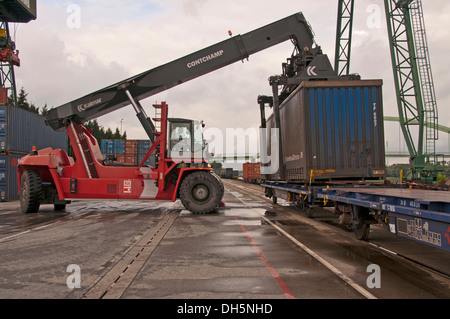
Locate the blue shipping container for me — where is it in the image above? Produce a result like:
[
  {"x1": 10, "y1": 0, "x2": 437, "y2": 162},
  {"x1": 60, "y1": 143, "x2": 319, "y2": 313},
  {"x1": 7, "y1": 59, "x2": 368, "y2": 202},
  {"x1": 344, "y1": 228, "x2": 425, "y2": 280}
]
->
[
  {"x1": 0, "y1": 105, "x2": 67, "y2": 153},
  {"x1": 137, "y1": 153, "x2": 156, "y2": 167},
  {"x1": 101, "y1": 139, "x2": 154, "y2": 166},
  {"x1": 0, "y1": 105, "x2": 7, "y2": 150},
  {"x1": 101, "y1": 139, "x2": 152, "y2": 155},
  {"x1": 101, "y1": 139, "x2": 126, "y2": 155},
  {"x1": 0, "y1": 155, "x2": 7, "y2": 201},
  {"x1": 0, "y1": 152, "x2": 24, "y2": 201},
  {"x1": 137, "y1": 140, "x2": 151, "y2": 154},
  {"x1": 263, "y1": 79, "x2": 385, "y2": 181}
]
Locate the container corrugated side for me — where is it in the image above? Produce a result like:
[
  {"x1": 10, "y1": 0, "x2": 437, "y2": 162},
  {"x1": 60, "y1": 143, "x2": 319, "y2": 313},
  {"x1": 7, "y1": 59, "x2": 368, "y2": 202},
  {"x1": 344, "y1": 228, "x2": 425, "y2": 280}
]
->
[
  {"x1": 0, "y1": 105, "x2": 67, "y2": 153},
  {"x1": 125, "y1": 139, "x2": 138, "y2": 154},
  {"x1": 100, "y1": 139, "x2": 125, "y2": 155},
  {"x1": 137, "y1": 153, "x2": 156, "y2": 166},
  {"x1": 0, "y1": 154, "x2": 6, "y2": 201},
  {"x1": 0, "y1": 152, "x2": 25, "y2": 201},
  {"x1": 263, "y1": 79, "x2": 385, "y2": 182},
  {"x1": 0, "y1": 105, "x2": 6, "y2": 150},
  {"x1": 138, "y1": 140, "x2": 151, "y2": 155},
  {"x1": 243, "y1": 162, "x2": 260, "y2": 182},
  {"x1": 101, "y1": 139, "x2": 154, "y2": 165}
]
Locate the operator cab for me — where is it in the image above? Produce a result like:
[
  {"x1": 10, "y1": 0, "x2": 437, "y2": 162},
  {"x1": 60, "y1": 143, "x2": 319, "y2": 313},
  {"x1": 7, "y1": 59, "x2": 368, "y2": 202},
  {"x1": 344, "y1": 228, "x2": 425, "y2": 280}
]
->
[{"x1": 168, "y1": 118, "x2": 206, "y2": 161}]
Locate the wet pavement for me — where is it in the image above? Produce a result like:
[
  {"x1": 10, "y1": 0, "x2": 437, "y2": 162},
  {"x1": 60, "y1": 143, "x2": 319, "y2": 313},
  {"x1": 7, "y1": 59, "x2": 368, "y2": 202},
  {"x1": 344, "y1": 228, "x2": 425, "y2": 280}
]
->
[{"x1": 0, "y1": 180, "x2": 449, "y2": 299}]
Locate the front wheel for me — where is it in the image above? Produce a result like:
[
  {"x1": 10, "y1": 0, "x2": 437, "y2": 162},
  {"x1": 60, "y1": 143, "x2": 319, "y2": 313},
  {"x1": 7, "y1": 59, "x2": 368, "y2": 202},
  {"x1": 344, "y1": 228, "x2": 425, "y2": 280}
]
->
[
  {"x1": 20, "y1": 170, "x2": 42, "y2": 214},
  {"x1": 179, "y1": 171, "x2": 224, "y2": 214}
]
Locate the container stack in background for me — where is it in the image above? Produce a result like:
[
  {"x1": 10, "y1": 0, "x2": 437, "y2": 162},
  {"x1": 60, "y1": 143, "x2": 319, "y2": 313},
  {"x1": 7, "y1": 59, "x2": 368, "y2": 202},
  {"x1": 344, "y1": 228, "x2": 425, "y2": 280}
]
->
[
  {"x1": 243, "y1": 162, "x2": 260, "y2": 184},
  {"x1": 101, "y1": 139, "x2": 155, "y2": 167},
  {"x1": 101, "y1": 139, "x2": 125, "y2": 163},
  {"x1": 0, "y1": 95, "x2": 68, "y2": 201}
]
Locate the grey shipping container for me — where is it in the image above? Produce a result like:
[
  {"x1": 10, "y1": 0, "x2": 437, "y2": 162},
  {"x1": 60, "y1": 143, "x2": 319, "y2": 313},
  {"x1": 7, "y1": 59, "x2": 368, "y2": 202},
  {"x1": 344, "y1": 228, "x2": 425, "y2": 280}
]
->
[
  {"x1": 0, "y1": 104, "x2": 67, "y2": 153},
  {"x1": 262, "y1": 80, "x2": 385, "y2": 182},
  {"x1": 0, "y1": 152, "x2": 25, "y2": 201}
]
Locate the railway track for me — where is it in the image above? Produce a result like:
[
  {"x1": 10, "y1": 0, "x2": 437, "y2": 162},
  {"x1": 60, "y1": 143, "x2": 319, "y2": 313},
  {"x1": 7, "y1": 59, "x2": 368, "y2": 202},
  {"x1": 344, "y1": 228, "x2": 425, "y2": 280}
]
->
[
  {"x1": 222, "y1": 179, "x2": 450, "y2": 285},
  {"x1": 81, "y1": 212, "x2": 179, "y2": 299}
]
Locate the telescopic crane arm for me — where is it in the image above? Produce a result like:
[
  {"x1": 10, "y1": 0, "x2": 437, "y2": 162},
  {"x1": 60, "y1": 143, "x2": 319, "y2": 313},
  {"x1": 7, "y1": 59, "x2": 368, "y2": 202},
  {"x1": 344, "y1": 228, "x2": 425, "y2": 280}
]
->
[{"x1": 45, "y1": 12, "x2": 324, "y2": 139}]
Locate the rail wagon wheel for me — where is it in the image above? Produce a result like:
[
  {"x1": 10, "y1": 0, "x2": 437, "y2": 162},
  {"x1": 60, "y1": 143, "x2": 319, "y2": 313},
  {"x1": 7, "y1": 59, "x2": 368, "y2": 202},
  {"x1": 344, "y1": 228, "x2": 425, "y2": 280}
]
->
[
  {"x1": 20, "y1": 170, "x2": 42, "y2": 214},
  {"x1": 352, "y1": 205, "x2": 370, "y2": 240},
  {"x1": 305, "y1": 206, "x2": 314, "y2": 218},
  {"x1": 180, "y1": 171, "x2": 224, "y2": 214}
]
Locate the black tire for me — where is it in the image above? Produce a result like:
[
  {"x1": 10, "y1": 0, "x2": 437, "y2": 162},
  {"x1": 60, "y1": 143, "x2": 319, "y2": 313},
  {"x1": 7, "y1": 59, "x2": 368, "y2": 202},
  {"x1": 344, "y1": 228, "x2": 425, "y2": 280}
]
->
[
  {"x1": 179, "y1": 171, "x2": 224, "y2": 214},
  {"x1": 352, "y1": 205, "x2": 370, "y2": 241},
  {"x1": 305, "y1": 206, "x2": 314, "y2": 218},
  {"x1": 20, "y1": 170, "x2": 42, "y2": 214},
  {"x1": 353, "y1": 222, "x2": 370, "y2": 241}
]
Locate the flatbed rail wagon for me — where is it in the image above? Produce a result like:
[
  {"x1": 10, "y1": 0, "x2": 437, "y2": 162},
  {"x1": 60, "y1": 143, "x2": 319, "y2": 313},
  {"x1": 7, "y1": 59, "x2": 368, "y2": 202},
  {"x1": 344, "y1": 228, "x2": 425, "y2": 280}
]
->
[{"x1": 263, "y1": 180, "x2": 450, "y2": 252}]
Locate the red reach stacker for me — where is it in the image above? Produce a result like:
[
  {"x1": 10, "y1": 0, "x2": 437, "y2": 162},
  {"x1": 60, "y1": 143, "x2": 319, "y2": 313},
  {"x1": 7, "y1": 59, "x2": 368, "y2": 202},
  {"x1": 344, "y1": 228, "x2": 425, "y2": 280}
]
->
[
  {"x1": 17, "y1": 12, "x2": 341, "y2": 214},
  {"x1": 18, "y1": 101, "x2": 224, "y2": 213}
]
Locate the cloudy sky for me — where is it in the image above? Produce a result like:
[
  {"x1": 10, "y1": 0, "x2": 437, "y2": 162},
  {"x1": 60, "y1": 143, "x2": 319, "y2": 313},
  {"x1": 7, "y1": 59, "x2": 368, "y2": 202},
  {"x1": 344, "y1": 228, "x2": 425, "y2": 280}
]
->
[{"x1": 10, "y1": 0, "x2": 450, "y2": 162}]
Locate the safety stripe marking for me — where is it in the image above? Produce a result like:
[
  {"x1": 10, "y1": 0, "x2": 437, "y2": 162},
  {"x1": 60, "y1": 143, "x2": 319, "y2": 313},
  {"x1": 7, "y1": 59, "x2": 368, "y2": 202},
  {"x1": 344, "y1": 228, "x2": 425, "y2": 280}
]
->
[
  {"x1": 259, "y1": 214, "x2": 377, "y2": 299},
  {"x1": 234, "y1": 216, "x2": 296, "y2": 299}
]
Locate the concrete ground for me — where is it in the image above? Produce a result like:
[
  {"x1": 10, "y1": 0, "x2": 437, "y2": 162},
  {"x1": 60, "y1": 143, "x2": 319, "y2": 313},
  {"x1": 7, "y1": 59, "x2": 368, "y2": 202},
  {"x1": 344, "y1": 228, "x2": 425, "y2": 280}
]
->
[{"x1": 0, "y1": 179, "x2": 449, "y2": 301}]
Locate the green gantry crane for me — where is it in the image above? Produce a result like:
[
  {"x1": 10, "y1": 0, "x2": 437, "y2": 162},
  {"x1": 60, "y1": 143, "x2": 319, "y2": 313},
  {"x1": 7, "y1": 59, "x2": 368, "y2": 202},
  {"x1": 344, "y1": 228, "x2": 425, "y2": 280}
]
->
[
  {"x1": 335, "y1": 0, "x2": 442, "y2": 182},
  {"x1": 0, "y1": 1, "x2": 37, "y2": 107}
]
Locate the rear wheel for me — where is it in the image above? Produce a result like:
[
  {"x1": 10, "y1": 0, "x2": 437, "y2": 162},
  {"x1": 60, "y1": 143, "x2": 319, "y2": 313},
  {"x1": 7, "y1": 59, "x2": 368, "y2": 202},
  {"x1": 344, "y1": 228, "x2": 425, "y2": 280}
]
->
[
  {"x1": 20, "y1": 170, "x2": 42, "y2": 214},
  {"x1": 179, "y1": 171, "x2": 224, "y2": 214}
]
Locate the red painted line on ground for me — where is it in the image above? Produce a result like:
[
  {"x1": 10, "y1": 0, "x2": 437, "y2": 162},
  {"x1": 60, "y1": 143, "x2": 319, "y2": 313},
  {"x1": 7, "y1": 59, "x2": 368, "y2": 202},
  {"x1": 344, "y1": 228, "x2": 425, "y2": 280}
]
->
[{"x1": 234, "y1": 216, "x2": 295, "y2": 299}]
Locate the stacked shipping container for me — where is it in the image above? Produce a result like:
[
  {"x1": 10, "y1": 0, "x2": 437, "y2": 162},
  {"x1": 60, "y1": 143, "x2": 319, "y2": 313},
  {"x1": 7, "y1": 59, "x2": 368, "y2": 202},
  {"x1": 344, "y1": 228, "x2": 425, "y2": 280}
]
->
[
  {"x1": 101, "y1": 139, "x2": 155, "y2": 166},
  {"x1": 243, "y1": 162, "x2": 260, "y2": 184},
  {"x1": 100, "y1": 139, "x2": 125, "y2": 155},
  {"x1": 0, "y1": 104, "x2": 68, "y2": 201},
  {"x1": 0, "y1": 153, "x2": 22, "y2": 201},
  {"x1": 0, "y1": 105, "x2": 67, "y2": 152}
]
